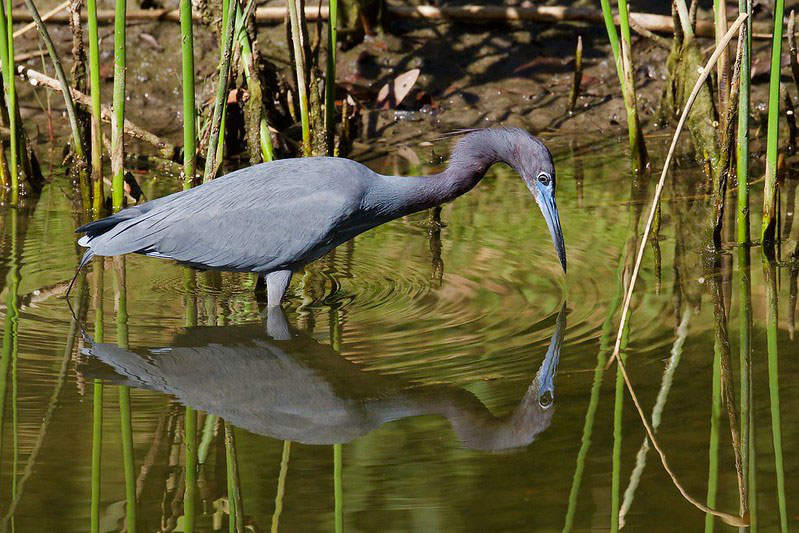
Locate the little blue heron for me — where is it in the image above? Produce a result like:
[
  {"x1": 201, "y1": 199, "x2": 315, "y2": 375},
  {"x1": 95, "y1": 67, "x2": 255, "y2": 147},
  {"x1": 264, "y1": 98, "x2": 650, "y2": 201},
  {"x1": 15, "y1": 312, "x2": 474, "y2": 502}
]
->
[
  {"x1": 84, "y1": 302, "x2": 566, "y2": 451},
  {"x1": 76, "y1": 128, "x2": 566, "y2": 306}
]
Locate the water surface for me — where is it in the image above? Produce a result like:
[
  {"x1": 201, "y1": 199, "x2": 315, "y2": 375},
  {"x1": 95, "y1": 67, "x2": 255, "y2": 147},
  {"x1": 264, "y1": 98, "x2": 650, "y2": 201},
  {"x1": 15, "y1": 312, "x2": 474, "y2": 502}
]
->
[{"x1": 0, "y1": 137, "x2": 796, "y2": 531}]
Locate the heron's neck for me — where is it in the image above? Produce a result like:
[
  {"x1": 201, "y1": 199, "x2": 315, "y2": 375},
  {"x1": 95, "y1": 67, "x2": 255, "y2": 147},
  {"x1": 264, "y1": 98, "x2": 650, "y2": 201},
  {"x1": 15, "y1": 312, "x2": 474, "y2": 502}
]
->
[{"x1": 373, "y1": 149, "x2": 501, "y2": 217}]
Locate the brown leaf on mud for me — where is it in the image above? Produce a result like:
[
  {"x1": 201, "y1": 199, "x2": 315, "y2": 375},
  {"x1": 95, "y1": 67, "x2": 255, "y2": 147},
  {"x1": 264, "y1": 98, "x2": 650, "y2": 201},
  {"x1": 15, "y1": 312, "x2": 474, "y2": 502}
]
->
[{"x1": 376, "y1": 68, "x2": 420, "y2": 109}]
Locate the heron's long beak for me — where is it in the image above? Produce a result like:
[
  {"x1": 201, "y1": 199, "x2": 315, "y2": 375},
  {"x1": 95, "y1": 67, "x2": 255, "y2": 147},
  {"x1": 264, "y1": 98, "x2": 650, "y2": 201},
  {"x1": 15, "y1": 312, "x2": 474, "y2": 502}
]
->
[
  {"x1": 540, "y1": 193, "x2": 567, "y2": 272},
  {"x1": 534, "y1": 302, "x2": 567, "y2": 407}
]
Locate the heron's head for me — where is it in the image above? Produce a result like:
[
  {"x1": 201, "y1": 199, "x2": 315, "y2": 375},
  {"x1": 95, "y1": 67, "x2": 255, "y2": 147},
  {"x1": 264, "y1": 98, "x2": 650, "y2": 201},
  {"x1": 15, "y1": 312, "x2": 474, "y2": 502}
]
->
[{"x1": 502, "y1": 129, "x2": 566, "y2": 273}]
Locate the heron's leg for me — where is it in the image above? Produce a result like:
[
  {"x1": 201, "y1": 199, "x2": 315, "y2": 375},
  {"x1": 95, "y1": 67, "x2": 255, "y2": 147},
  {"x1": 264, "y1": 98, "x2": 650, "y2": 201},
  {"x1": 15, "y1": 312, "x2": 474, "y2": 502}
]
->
[
  {"x1": 265, "y1": 306, "x2": 291, "y2": 340},
  {"x1": 265, "y1": 270, "x2": 292, "y2": 307}
]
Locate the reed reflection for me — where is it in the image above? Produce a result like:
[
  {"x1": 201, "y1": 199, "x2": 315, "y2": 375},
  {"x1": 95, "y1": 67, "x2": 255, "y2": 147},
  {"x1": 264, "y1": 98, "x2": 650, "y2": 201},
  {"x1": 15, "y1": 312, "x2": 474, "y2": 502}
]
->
[{"x1": 84, "y1": 304, "x2": 566, "y2": 452}]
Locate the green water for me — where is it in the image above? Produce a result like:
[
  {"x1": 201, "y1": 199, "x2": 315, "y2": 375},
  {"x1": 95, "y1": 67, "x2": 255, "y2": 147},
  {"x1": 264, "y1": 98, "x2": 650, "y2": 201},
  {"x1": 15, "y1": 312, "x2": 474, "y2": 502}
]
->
[{"x1": 0, "y1": 137, "x2": 796, "y2": 531}]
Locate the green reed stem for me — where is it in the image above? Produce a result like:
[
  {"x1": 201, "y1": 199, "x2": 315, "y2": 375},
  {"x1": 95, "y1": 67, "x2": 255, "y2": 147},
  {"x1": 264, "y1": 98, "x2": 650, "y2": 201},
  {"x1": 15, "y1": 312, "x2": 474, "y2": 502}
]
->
[
  {"x1": 737, "y1": 244, "x2": 754, "y2": 529},
  {"x1": 91, "y1": 380, "x2": 102, "y2": 533},
  {"x1": 737, "y1": 0, "x2": 751, "y2": 246},
  {"x1": 762, "y1": 258, "x2": 787, "y2": 531},
  {"x1": 324, "y1": 0, "x2": 338, "y2": 153},
  {"x1": 705, "y1": 340, "x2": 722, "y2": 532},
  {"x1": 198, "y1": 414, "x2": 217, "y2": 465},
  {"x1": 1, "y1": 0, "x2": 18, "y2": 201},
  {"x1": 287, "y1": 0, "x2": 311, "y2": 156},
  {"x1": 271, "y1": 440, "x2": 291, "y2": 533},
  {"x1": 119, "y1": 386, "x2": 137, "y2": 531},
  {"x1": 563, "y1": 248, "x2": 624, "y2": 532},
  {"x1": 184, "y1": 407, "x2": 198, "y2": 533},
  {"x1": 113, "y1": 256, "x2": 136, "y2": 530},
  {"x1": 91, "y1": 259, "x2": 104, "y2": 533},
  {"x1": 203, "y1": 0, "x2": 237, "y2": 182},
  {"x1": 234, "y1": 2, "x2": 274, "y2": 162},
  {"x1": 674, "y1": 0, "x2": 695, "y2": 37},
  {"x1": 598, "y1": 0, "x2": 623, "y2": 92},
  {"x1": 611, "y1": 346, "x2": 628, "y2": 532},
  {"x1": 87, "y1": 0, "x2": 103, "y2": 214},
  {"x1": 334, "y1": 443, "x2": 343, "y2": 533},
  {"x1": 0, "y1": 209, "x2": 19, "y2": 480},
  {"x1": 762, "y1": 0, "x2": 785, "y2": 246},
  {"x1": 180, "y1": 0, "x2": 196, "y2": 189},
  {"x1": 616, "y1": 0, "x2": 646, "y2": 171},
  {"x1": 111, "y1": 0, "x2": 126, "y2": 211},
  {"x1": 224, "y1": 421, "x2": 244, "y2": 533},
  {"x1": 214, "y1": 0, "x2": 230, "y2": 175}
]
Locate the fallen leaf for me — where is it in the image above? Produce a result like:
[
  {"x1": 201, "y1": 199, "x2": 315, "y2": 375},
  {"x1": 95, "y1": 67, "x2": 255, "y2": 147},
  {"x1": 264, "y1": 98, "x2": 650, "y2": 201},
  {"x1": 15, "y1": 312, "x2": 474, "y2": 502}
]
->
[{"x1": 376, "y1": 68, "x2": 420, "y2": 110}]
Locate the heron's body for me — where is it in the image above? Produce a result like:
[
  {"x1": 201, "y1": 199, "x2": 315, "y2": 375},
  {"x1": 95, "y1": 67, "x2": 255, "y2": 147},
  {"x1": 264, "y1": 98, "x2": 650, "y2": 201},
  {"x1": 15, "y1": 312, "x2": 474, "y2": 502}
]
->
[{"x1": 77, "y1": 128, "x2": 566, "y2": 306}]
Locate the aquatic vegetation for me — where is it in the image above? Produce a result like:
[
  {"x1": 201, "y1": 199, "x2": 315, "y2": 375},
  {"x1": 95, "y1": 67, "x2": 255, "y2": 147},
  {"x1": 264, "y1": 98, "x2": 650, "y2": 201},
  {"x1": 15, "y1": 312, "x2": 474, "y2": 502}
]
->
[
  {"x1": 202, "y1": 0, "x2": 238, "y2": 182},
  {"x1": 87, "y1": 0, "x2": 103, "y2": 214},
  {"x1": 762, "y1": 0, "x2": 786, "y2": 248},
  {"x1": 111, "y1": 0, "x2": 126, "y2": 211},
  {"x1": 1, "y1": 3, "x2": 798, "y2": 531},
  {"x1": 597, "y1": 0, "x2": 647, "y2": 171},
  {"x1": 180, "y1": 0, "x2": 196, "y2": 189}
]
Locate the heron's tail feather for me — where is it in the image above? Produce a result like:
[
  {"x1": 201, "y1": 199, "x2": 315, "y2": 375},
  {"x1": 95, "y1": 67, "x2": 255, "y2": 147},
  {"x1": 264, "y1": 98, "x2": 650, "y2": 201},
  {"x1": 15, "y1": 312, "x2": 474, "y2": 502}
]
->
[{"x1": 75, "y1": 210, "x2": 140, "y2": 238}]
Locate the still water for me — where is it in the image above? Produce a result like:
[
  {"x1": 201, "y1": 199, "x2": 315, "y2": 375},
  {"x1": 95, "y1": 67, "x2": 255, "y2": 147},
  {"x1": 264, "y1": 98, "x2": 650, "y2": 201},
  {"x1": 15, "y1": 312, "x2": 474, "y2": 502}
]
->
[{"x1": 0, "y1": 136, "x2": 796, "y2": 531}]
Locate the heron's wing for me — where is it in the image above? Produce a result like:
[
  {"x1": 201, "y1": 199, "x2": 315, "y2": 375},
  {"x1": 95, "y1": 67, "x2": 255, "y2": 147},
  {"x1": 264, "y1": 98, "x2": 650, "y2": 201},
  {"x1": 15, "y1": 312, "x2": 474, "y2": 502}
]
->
[{"x1": 85, "y1": 159, "x2": 367, "y2": 271}]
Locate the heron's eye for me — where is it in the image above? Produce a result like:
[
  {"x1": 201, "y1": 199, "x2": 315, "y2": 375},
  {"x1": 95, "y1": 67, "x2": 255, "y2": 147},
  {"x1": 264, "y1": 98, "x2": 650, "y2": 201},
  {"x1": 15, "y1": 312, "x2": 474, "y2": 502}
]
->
[{"x1": 537, "y1": 173, "x2": 551, "y2": 186}]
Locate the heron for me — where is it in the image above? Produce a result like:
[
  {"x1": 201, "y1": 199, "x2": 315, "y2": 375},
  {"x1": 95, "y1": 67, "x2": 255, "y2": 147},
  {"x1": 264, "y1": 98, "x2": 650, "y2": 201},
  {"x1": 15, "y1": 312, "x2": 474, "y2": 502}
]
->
[
  {"x1": 84, "y1": 303, "x2": 566, "y2": 451},
  {"x1": 75, "y1": 128, "x2": 566, "y2": 306}
]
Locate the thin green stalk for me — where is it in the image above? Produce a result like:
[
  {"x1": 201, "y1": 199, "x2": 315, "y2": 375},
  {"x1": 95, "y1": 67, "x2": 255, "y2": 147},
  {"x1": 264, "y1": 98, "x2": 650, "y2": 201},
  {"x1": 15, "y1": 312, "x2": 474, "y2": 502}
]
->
[
  {"x1": 287, "y1": 0, "x2": 311, "y2": 156},
  {"x1": 180, "y1": 0, "x2": 196, "y2": 189},
  {"x1": 111, "y1": 0, "x2": 126, "y2": 211},
  {"x1": 90, "y1": 381, "x2": 102, "y2": 533},
  {"x1": 184, "y1": 407, "x2": 198, "y2": 533},
  {"x1": 675, "y1": 0, "x2": 695, "y2": 38},
  {"x1": 270, "y1": 440, "x2": 291, "y2": 533},
  {"x1": 762, "y1": 0, "x2": 785, "y2": 246},
  {"x1": 762, "y1": 258, "x2": 787, "y2": 531},
  {"x1": 203, "y1": 0, "x2": 238, "y2": 182},
  {"x1": 234, "y1": 1, "x2": 274, "y2": 162},
  {"x1": 91, "y1": 259, "x2": 104, "y2": 533},
  {"x1": 611, "y1": 346, "x2": 628, "y2": 532},
  {"x1": 224, "y1": 421, "x2": 244, "y2": 532},
  {"x1": 737, "y1": 244, "x2": 754, "y2": 530},
  {"x1": 616, "y1": 0, "x2": 646, "y2": 171},
  {"x1": 113, "y1": 256, "x2": 136, "y2": 530},
  {"x1": 0, "y1": 209, "x2": 19, "y2": 493},
  {"x1": 705, "y1": 339, "x2": 722, "y2": 532},
  {"x1": 214, "y1": 0, "x2": 230, "y2": 175},
  {"x1": 334, "y1": 443, "x2": 343, "y2": 533},
  {"x1": 562, "y1": 256, "x2": 622, "y2": 532},
  {"x1": 2, "y1": 0, "x2": 18, "y2": 201},
  {"x1": 737, "y1": 0, "x2": 751, "y2": 246},
  {"x1": 119, "y1": 386, "x2": 137, "y2": 531},
  {"x1": 324, "y1": 0, "x2": 338, "y2": 153},
  {"x1": 198, "y1": 414, "x2": 217, "y2": 465},
  {"x1": 597, "y1": 0, "x2": 623, "y2": 87},
  {"x1": 87, "y1": 0, "x2": 103, "y2": 214}
]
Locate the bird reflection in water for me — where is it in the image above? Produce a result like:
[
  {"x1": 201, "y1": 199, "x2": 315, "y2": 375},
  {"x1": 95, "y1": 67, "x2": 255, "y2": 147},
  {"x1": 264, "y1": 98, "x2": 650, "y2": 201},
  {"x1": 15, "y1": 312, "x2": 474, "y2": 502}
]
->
[{"x1": 84, "y1": 304, "x2": 566, "y2": 452}]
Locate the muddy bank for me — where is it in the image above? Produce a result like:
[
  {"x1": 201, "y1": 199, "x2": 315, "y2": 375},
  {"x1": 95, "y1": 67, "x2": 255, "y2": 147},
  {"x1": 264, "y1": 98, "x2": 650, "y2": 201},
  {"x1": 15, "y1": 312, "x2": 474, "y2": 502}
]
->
[{"x1": 8, "y1": 0, "x2": 785, "y2": 161}]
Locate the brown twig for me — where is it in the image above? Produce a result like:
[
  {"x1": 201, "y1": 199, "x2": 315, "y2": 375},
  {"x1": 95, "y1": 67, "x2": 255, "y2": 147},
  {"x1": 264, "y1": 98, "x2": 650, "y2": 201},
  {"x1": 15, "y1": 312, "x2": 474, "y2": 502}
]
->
[
  {"x1": 629, "y1": 17, "x2": 671, "y2": 48},
  {"x1": 606, "y1": 13, "x2": 750, "y2": 527},
  {"x1": 17, "y1": 64, "x2": 177, "y2": 159},
  {"x1": 2, "y1": 5, "x2": 784, "y2": 39},
  {"x1": 567, "y1": 35, "x2": 583, "y2": 113}
]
